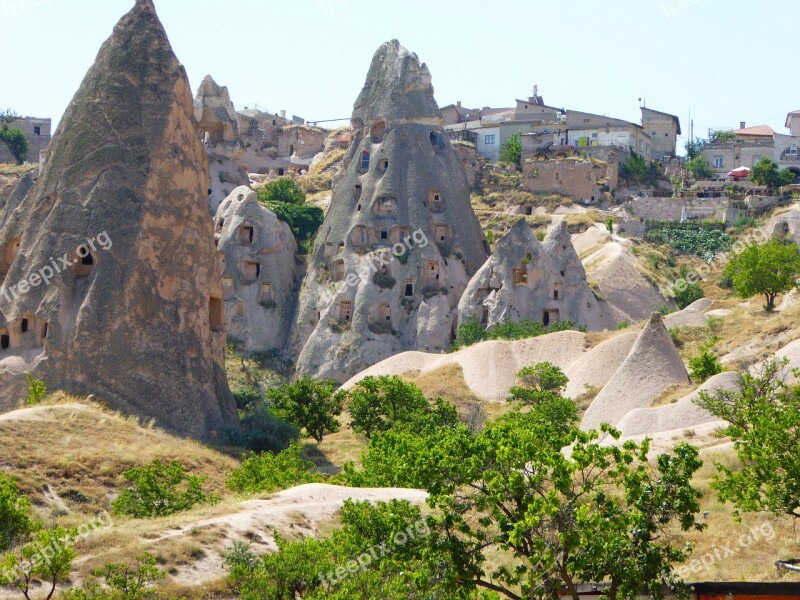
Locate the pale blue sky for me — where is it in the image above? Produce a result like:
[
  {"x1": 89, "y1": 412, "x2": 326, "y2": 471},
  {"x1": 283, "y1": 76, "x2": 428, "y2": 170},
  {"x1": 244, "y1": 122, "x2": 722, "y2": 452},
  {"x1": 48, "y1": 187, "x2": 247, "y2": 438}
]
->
[{"x1": 3, "y1": 0, "x2": 797, "y2": 152}]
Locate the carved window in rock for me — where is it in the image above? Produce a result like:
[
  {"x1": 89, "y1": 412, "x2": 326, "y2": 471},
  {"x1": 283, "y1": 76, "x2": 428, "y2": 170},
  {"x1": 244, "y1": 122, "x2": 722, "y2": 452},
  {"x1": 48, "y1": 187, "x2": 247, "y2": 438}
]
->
[
  {"x1": 513, "y1": 268, "x2": 528, "y2": 286},
  {"x1": 428, "y1": 191, "x2": 444, "y2": 213},
  {"x1": 333, "y1": 259, "x2": 345, "y2": 282},
  {"x1": 375, "y1": 197, "x2": 397, "y2": 217},
  {"x1": 73, "y1": 249, "x2": 95, "y2": 279},
  {"x1": 0, "y1": 327, "x2": 9, "y2": 350},
  {"x1": 371, "y1": 121, "x2": 386, "y2": 143},
  {"x1": 380, "y1": 302, "x2": 391, "y2": 321},
  {"x1": 553, "y1": 282, "x2": 563, "y2": 301},
  {"x1": 379, "y1": 158, "x2": 389, "y2": 172},
  {"x1": 424, "y1": 261, "x2": 440, "y2": 288},
  {"x1": 359, "y1": 151, "x2": 371, "y2": 172},
  {"x1": 430, "y1": 131, "x2": 445, "y2": 151},
  {"x1": 435, "y1": 224, "x2": 449, "y2": 244},
  {"x1": 222, "y1": 276, "x2": 234, "y2": 298},
  {"x1": 241, "y1": 261, "x2": 261, "y2": 284},
  {"x1": 542, "y1": 309, "x2": 560, "y2": 327},
  {"x1": 404, "y1": 279, "x2": 414, "y2": 297},
  {"x1": 238, "y1": 224, "x2": 255, "y2": 245},
  {"x1": 339, "y1": 301, "x2": 353, "y2": 322},
  {"x1": 260, "y1": 281, "x2": 273, "y2": 303},
  {"x1": 209, "y1": 297, "x2": 224, "y2": 331},
  {"x1": 21, "y1": 318, "x2": 28, "y2": 333},
  {"x1": 39, "y1": 322, "x2": 48, "y2": 344},
  {"x1": 352, "y1": 226, "x2": 367, "y2": 246},
  {"x1": 4, "y1": 238, "x2": 20, "y2": 269},
  {"x1": 355, "y1": 184, "x2": 362, "y2": 201}
]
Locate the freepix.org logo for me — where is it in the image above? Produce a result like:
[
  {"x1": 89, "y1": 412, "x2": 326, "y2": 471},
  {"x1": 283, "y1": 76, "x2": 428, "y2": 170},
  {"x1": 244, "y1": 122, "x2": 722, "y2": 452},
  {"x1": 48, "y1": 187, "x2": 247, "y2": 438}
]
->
[{"x1": 2, "y1": 232, "x2": 113, "y2": 303}]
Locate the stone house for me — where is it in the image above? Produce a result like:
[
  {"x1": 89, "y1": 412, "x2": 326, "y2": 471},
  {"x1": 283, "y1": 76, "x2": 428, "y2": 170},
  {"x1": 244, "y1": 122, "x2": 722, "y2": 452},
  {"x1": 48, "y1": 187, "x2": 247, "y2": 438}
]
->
[
  {"x1": 0, "y1": 116, "x2": 51, "y2": 164},
  {"x1": 641, "y1": 107, "x2": 681, "y2": 160}
]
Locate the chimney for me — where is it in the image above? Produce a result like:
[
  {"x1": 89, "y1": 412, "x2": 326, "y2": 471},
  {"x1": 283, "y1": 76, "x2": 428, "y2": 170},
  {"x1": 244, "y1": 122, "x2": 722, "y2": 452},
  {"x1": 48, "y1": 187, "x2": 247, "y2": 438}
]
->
[
  {"x1": 280, "y1": 110, "x2": 287, "y2": 119},
  {"x1": 740, "y1": 121, "x2": 746, "y2": 129},
  {"x1": 456, "y1": 100, "x2": 462, "y2": 107}
]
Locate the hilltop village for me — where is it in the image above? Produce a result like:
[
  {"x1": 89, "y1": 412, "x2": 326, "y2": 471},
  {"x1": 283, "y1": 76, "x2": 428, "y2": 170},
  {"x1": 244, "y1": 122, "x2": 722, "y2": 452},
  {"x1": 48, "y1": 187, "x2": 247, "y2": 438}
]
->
[{"x1": 1, "y1": 1, "x2": 800, "y2": 599}]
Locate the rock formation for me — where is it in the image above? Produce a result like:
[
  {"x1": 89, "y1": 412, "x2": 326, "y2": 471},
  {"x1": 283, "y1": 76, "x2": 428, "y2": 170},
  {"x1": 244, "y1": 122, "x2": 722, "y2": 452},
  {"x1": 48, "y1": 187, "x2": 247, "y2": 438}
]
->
[
  {"x1": 193, "y1": 75, "x2": 250, "y2": 213},
  {"x1": 288, "y1": 40, "x2": 489, "y2": 382},
  {"x1": 581, "y1": 313, "x2": 690, "y2": 431},
  {"x1": 764, "y1": 205, "x2": 800, "y2": 243},
  {"x1": 458, "y1": 219, "x2": 615, "y2": 331},
  {"x1": 0, "y1": 0, "x2": 237, "y2": 437},
  {"x1": 215, "y1": 186, "x2": 300, "y2": 352}
]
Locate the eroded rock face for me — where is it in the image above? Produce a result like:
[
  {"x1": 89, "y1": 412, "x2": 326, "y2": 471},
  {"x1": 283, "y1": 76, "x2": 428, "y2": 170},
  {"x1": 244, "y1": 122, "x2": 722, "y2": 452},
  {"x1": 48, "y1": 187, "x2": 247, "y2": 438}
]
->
[
  {"x1": 458, "y1": 220, "x2": 615, "y2": 331},
  {"x1": 288, "y1": 40, "x2": 489, "y2": 382},
  {"x1": 215, "y1": 186, "x2": 299, "y2": 352},
  {"x1": 0, "y1": 0, "x2": 237, "y2": 437}
]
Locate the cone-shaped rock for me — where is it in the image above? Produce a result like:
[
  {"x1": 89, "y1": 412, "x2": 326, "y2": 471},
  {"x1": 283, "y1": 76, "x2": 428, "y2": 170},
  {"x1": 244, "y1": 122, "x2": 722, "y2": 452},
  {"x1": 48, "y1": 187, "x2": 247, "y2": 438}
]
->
[
  {"x1": 288, "y1": 40, "x2": 489, "y2": 382},
  {"x1": 581, "y1": 313, "x2": 690, "y2": 431},
  {"x1": 215, "y1": 186, "x2": 299, "y2": 352},
  {"x1": 458, "y1": 219, "x2": 614, "y2": 330},
  {"x1": 0, "y1": 0, "x2": 237, "y2": 437}
]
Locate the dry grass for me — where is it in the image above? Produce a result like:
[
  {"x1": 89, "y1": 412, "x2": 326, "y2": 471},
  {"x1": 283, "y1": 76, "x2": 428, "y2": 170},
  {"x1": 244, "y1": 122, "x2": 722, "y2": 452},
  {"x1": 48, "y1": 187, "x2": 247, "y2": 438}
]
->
[
  {"x1": 651, "y1": 382, "x2": 699, "y2": 407},
  {"x1": 0, "y1": 162, "x2": 37, "y2": 175}
]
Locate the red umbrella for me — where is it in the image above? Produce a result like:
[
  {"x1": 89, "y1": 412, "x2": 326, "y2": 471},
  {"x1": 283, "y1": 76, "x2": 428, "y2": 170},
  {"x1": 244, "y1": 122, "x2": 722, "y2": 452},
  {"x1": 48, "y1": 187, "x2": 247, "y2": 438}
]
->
[{"x1": 728, "y1": 166, "x2": 750, "y2": 178}]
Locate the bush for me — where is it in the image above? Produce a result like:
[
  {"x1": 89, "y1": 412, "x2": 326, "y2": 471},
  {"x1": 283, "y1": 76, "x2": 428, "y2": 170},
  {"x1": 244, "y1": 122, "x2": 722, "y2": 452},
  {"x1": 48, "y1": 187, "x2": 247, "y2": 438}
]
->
[
  {"x1": 265, "y1": 201, "x2": 324, "y2": 252},
  {"x1": 62, "y1": 553, "x2": 168, "y2": 600},
  {"x1": 268, "y1": 376, "x2": 344, "y2": 443},
  {"x1": 451, "y1": 317, "x2": 585, "y2": 351},
  {"x1": 0, "y1": 124, "x2": 28, "y2": 164},
  {"x1": 372, "y1": 270, "x2": 396, "y2": 290},
  {"x1": 112, "y1": 460, "x2": 218, "y2": 518},
  {"x1": 256, "y1": 178, "x2": 306, "y2": 205},
  {"x1": 24, "y1": 373, "x2": 46, "y2": 405},
  {"x1": 226, "y1": 442, "x2": 321, "y2": 494},
  {"x1": 499, "y1": 131, "x2": 521, "y2": 166},
  {"x1": 689, "y1": 338, "x2": 724, "y2": 383},
  {"x1": 645, "y1": 223, "x2": 732, "y2": 261},
  {"x1": 674, "y1": 281, "x2": 704, "y2": 309},
  {"x1": 1, "y1": 527, "x2": 75, "y2": 599},
  {"x1": 233, "y1": 386, "x2": 262, "y2": 411},
  {"x1": 685, "y1": 155, "x2": 715, "y2": 180},
  {"x1": 0, "y1": 473, "x2": 36, "y2": 551},
  {"x1": 222, "y1": 402, "x2": 299, "y2": 453}
]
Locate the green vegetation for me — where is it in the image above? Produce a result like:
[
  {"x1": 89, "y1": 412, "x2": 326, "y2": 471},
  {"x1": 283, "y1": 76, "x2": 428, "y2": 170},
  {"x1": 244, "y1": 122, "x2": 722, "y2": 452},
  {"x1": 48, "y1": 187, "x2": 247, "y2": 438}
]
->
[
  {"x1": 223, "y1": 402, "x2": 300, "y2": 453},
  {"x1": 606, "y1": 216, "x2": 614, "y2": 234},
  {"x1": 63, "y1": 553, "x2": 170, "y2": 600},
  {"x1": 621, "y1": 152, "x2": 647, "y2": 181},
  {"x1": 725, "y1": 239, "x2": 800, "y2": 311},
  {"x1": 452, "y1": 316, "x2": 585, "y2": 351},
  {"x1": 689, "y1": 337, "x2": 724, "y2": 383},
  {"x1": 750, "y1": 157, "x2": 796, "y2": 190},
  {"x1": 268, "y1": 376, "x2": 344, "y2": 443},
  {"x1": 644, "y1": 222, "x2": 732, "y2": 261},
  {"x1": 24, "y1": 373, "x2": 46, "y2": 405},
  {"x1": 0, "y1": 473, "x2": 36, "y2": 552},
  {"x1": 226, "y1": 442, "x2": 321, "y2": 494},
  {"x1": 0, "y1": 111, "x2": 28, "y2": 164},
  {"x1": 1, "y1": 527, "x2": 76, "y2": 599},
  {"x1": 111, "y1": 459, "x2": 218, "y2": 518},
  {"x1": 695, "y1": 358, "x2": 800, "y2": 520},
  {"x1": 507, "y1": 361, "x2": 568, "y2": 406},
  {"x1": 257, "y1": 177, "x2": 324, "y2": 253},
  {"x1": 499, "y1": 131, "x2": 521, "y2": 166},
  {"x1": 685, "y1": 154, "x2": 715, "y2": 180}
]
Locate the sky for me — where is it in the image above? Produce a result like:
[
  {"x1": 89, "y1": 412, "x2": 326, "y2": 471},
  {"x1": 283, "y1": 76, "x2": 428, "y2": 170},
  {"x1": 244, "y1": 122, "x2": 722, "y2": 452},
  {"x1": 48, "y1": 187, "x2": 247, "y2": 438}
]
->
[{"x1": 2, "y1": 0, "x2": 798, "y2": 153}]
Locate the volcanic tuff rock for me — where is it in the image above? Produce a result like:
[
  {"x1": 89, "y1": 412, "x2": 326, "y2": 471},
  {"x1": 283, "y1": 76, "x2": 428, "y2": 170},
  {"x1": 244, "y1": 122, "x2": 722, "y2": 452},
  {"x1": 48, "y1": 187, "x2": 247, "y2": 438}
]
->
[
  {"x1": 581, "y1": 312, "x2": 690, "y2": 431},
  {"x1": 458, "y1": 219, "x2": 615, "y2": 331},
  {"x1": 288, "y1": 40, "x2": 489, "y2": 382},
  {"x1": 0, "y1": 0, "x2": 237, "y2": 437},
  {"x1": 215, "y1": 186, "x2": 300, "y2": 352}
]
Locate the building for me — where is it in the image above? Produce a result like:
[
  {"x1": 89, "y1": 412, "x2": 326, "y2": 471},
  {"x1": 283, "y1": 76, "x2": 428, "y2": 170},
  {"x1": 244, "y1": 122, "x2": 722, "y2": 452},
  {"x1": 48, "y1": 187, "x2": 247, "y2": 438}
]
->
[
  {"x1": 0, "y1": 116, "x2": 51, "y2": 164},
  {"x1": 641, "y1": 107, "x2": 682, "y2": 160},
  {"x1": 702, "y1": 113, "x2": 800, "y2": 180},
  {"x1": 442, "y1": 102, "x2": 514, "y2": 162}
]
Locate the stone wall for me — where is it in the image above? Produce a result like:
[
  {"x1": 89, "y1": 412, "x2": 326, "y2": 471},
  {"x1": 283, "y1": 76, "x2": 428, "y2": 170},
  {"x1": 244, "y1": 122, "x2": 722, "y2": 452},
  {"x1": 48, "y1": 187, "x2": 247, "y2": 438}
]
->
[{"x1": 521, "y1": 158, "x2": 603, "y2": 203}]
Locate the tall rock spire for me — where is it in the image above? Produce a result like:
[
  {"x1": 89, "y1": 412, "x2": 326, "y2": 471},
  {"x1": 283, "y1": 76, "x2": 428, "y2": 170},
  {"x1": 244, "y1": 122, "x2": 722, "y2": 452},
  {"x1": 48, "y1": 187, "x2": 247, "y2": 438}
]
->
[
  {"x1": 288, "y1": 40, "x2": 489, "y2": 382},
  {"x1": 0, "y1": 0, "x2": 237, "y2": 437}
]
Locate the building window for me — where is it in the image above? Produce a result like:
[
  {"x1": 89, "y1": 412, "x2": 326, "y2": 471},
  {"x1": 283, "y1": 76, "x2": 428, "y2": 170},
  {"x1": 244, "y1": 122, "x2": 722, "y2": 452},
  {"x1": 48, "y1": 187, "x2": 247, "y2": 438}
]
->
[
  {"x1": 360, "y1": 151, "x2": 370, "y2": 171},
  {"x1": 713, "y1": 156, "x2": 724, "y2": 168},
  {"x1": 33, "y1": 126, "x2": 41, "y2": 136},
  {"x1": 591, "y1": 133, "x2": 598, "y2": 139},
  {"x1": 484, "y1": 134, "x2": 495, "y2": 145}
]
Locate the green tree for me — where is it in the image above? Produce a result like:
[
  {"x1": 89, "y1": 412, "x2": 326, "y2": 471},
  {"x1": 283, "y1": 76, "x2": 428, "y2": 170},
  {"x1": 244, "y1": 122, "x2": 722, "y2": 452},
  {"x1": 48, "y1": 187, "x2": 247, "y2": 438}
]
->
[
  {"x1": 264, "y1": 202, "x2": 324, "y2": 250},
  {"x1": 674, "y1": 280, "x2": 704, "y2": 309},
  {"x1": 725, "y1": 240, "x2": 800, "y2": 310},
  {"x1": 268, "y1": 376, "x2": 344, "y2": 442},
  {"x1": 62, "y1": 553, "x2": 168, "y2": 600},
  {"x1": 685, "y1": 154, "x2": 715, "y2": 180},
  {"x1": 621, "y1": 152, "x2": 648, "y2": 182},
  {"x1": 684, "y1": 138, "x2": 706, "y2": 160},
  {"x1": 688, "y1": 337, "x2": 724, "y2": 383},
  {"x1": 226, "y1": 441, "x2": 321, "y2": 494},
  {"x1": 111, "y1": 459, "x2": 217, "y2": 518},
  {"x1": 694, "y1": 358, "x2": 800, "y2": 520},
  {"x1": 346, "y1": 376, "x2": 430, "y2": 438},
  {"x1": 499, "y1": 131, "x2": 521, "y2": 166},
  {"x1": 0, "y1": 111, "x2": 29, "y2": 165},
  {"x1": 0, "y1": 473, "x2": 36, "y2": 552},
  {"x1": 1, "y1": 527, "x2": 76, "y2": 600},
  {"x1": 507, "y1": 361, "x2": 569, "y2": 406},
  {"x1": 24, "y1": 373, "x2": 46, "y2": 405},
  {"x1": 606, "y1": 216, "x2": 614, "y2": 235},
  {"x1": 750, "y1": 157, "x2": 796, "y2": 190},
  {"x1": 257, "y1": 177, "x2": 306, "y2": 205}
]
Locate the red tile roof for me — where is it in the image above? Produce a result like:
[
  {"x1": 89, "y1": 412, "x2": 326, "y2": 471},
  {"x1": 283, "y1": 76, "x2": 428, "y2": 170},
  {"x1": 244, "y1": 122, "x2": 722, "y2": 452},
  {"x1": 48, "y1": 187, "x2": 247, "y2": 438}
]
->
[{"x1": 733, "y1": 124, "x2": 775, "y2": 137}]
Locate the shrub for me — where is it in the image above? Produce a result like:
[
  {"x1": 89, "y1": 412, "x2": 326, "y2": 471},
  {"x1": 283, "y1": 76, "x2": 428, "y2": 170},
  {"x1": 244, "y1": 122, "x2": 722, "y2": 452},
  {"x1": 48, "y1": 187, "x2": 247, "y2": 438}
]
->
[
  {"x1": 0, "y1": 124, "x2": 28, "y2": 164},
  {"x1": 256, "y1": 177, "x2": 306, "y2": 205},
  {"x1": 674, "y1": 280, "x2": 704, "y2": 309},
  {"x1": 689, "y1": 338, "x2": 724, "y2": 383},
  {"x1": 232, "y1": 385, "x2": 261, "y2": 411},
  {"x1": 346, "y1": 376, "x2": 431, "y2": 438},
  {"x1": 499, "y1": 131, "x2": 521, "y2": 166},
  {"x1": 451, "y1": 317, "x2": 584, "y2": 351},
  {"x1": 616, "y1": 320, "x2": 630, "y2": 330},
  {"x1": 372, "y1": 270, "x2": 396, "y2": 290},
  {"x1": 226, "y1": 442, "x2": 321, "y2": 494},
  {"x1": 24, "y1": 373, "x2": 46, "y2": 405},
  {"x1": 1, "y1": 527, "x2": 76, "y2": 599},
  {"x1": 264, "y1": 201, "x2": 324, "y2": 252},
  {"x1": 112, "y1": 460, "x2": 218, "y2": 518},
  {"x1": 62, "y1": 553, "x2": 168, "y2": 600},
  {"x1": 0, "y1": 473, "x2": 36, "y2": 552},
  {"x1": 644, "y1": 223, "x2": 732, "y2": 261},
  {"x1": 222, "y1": 402, "x2": 299, "y2": 453}
]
